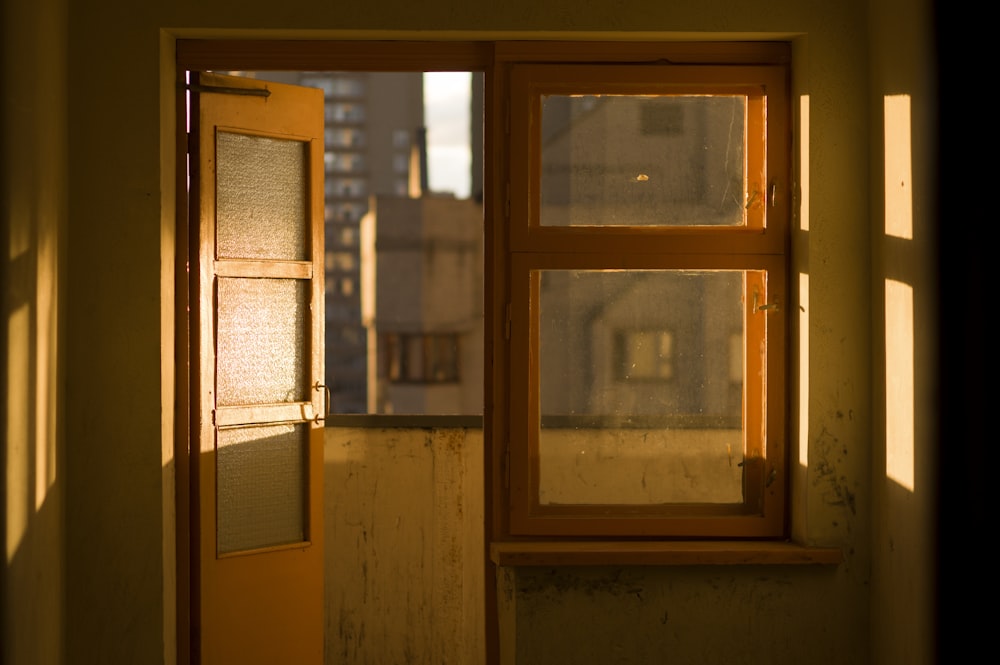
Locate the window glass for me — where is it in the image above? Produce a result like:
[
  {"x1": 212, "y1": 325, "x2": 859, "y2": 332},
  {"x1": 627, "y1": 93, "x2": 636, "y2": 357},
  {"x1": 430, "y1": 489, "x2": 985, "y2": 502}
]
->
[
  {"x1": 539, "y1": 269, "x2": 743, "y2": 425},
  {"x1": 540, "y1": 95, "x2": 746, "y2": 227},
  {"x1": 537, "y1": 269, "x2": 745, "y2": 506}
]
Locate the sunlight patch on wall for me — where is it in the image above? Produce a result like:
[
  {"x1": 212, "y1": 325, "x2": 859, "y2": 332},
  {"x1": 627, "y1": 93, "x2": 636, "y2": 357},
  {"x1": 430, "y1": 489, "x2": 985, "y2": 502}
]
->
[
  {"x1": 6, "y1": 303, "x2": 29, "y2": 561},
  {"x1": 36, "y1": 231, "x2": 59, "y2": 508},
  {"x1": 884, "y1": 95, "x2": 913, "y2": 240},
  {"x1": 798, "y1": 95, "x2": 809, "y2": 232},
  {"x1": 885, "y1": 278, "x2": 915, "y2": 491},
  {"x1": 798, "y1": 272, "x2": 809, "y2": 467}
]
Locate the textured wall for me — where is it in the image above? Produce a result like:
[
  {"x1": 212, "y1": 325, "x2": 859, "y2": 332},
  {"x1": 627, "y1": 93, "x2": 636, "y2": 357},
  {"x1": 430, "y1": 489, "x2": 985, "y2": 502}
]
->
[{"x1": 325, "y1": 428, "x2": 485, "y2": 665}]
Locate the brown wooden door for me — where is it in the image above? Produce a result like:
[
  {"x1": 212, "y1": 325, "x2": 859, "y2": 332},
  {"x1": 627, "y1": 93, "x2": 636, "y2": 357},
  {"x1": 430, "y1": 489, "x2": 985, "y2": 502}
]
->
[{"x1": 189, "y1": 71, "x2": 325, "y2": 665}]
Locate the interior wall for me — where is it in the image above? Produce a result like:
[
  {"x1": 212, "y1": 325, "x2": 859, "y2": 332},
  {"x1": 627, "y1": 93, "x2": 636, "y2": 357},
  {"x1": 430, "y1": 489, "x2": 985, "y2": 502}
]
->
[
  {"x1": 867, "y1": 0, "x2": 937, "y2": 663},
  {"x1": 0, "y1": 0, "x2": 943, "y2": 664},
  {"x1": 2, "y1": 0, "x2": 67, "y2": 664}
]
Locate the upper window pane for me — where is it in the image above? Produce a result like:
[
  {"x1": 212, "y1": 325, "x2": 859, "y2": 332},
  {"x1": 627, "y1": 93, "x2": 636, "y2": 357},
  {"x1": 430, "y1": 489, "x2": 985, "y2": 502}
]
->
[
  {"x1": 540, "y1": 95, "x2": 746, "y2": 227},
  {"x1": 216, "y1": 131, "x2": 309, "y2": 261}
]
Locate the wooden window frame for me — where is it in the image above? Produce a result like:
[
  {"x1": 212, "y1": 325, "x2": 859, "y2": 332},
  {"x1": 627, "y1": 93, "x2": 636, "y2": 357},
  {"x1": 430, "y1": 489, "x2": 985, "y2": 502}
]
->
[
  {"x1": 382, "y1": 332, "x2": 462, "y2": 384},
  {"x1": 490, "y1": 41, "x2": 803, "y2": 546}
]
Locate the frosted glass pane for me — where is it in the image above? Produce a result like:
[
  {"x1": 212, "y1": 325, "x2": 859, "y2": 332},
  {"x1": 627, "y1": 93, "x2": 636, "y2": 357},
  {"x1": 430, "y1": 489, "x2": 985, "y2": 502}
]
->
[
  {"x1": 217, "y1": 278, "x2": 308, "y2": 406},
  {"x1": 216, "y1": 131, "x2": 309, "y2": 261},
  {"x1": 537, "y1": 269, "x2": 745, "y2": 505},
  {"x1": 540, "y1": 95, "x2": 746, "y2": 227},
  {"x1": 217, "y1": 423, "x2": 307, "y2": 554}
]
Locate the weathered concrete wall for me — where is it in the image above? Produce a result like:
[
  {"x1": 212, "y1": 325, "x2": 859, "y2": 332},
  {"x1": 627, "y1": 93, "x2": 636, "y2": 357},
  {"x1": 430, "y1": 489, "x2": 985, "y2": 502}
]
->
[
  {"x1": 325, "y1": 427, "x2": 485, "y2": 665},
  {"x1": 324, "y1": 424, "x2": 864, "y2": 665},
  {"x1": 499, "y1": 565, "x2": 855, "y2": 665}
]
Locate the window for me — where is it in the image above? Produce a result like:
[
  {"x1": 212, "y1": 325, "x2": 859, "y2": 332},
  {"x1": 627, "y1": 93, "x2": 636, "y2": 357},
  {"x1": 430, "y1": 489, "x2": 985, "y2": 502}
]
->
[
  {"x1": 326, "y1": 202, "x2": 365, "y2": 223},
  {"x1": 324, "y1": 151, "x2": 365, "y2": 173},
  {"x1": 325, "y1": 127, "x2": 365, "y2": 149},
  {"x1": 326, "y1": 177, "x2": 366, "y2": 198},
  {"x1": 382, "y1": 332, "x2": 461, "y2": 383},
  {"x1": 497, "y1": 45, "x2": 790, "y2": 540},
  {"x1": 329, "y1": 76, "x2": 365, "y2": 97},
  {"x1": 327, "y1": 102, "x2": 365, "y2": 123},
  {"x1": 392, "y1": 129, "x2": 411, "y2": 148},
  {"x1": 615, "y1": 329, "x2": 675, "y2": 381}
]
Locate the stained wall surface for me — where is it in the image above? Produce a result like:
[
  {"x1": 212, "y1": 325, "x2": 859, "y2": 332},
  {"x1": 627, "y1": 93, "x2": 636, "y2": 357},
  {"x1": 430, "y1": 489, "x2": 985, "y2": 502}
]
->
[{"x1": 325, "y1": 427, "x2": 485, "y2": 665}]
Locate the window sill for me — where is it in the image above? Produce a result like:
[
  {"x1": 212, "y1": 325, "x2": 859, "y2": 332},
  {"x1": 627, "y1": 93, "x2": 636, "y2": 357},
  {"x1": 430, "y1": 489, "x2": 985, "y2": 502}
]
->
[{"x1": 490, "y1": 540, "x2": 843, "y2": 567}]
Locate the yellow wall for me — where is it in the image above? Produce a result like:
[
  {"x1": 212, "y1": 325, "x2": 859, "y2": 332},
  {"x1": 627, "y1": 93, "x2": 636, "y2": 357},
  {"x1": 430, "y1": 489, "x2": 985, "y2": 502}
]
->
[
  {"x1": 867, "y1": 0, "x2": 938, "y2": 662},
  {"x1": 2, "y1": 0, "x2": 67, "y2": 661},
  {"x1": 1, "y1": 0, "x2": 942, "y2": 663}
]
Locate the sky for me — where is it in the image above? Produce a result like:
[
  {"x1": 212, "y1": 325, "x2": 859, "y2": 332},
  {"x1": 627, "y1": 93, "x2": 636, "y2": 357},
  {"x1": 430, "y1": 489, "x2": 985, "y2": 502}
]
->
[{"x1": 423, "y1": 72, "x2": 472, "y2": 199}]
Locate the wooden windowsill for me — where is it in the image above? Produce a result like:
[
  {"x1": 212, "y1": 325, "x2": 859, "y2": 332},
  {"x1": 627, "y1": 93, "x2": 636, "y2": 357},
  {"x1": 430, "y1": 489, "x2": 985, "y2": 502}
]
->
[{"x1": 490, "y1": 540, "x2": 843, "y2": 567}]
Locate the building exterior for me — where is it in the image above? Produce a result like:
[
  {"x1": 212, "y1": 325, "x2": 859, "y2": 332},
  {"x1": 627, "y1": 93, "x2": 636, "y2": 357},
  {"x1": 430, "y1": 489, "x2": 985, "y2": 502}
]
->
[{"x1": 361, "y1": 195, "x2": 484, "y2": 415}]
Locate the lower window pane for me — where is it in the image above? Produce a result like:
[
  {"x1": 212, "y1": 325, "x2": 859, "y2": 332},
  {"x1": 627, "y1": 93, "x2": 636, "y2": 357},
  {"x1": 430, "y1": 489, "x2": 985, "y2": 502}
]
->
[
  {"x1": 538, "y1": 269, "x2": 746, "y2": 505},
  {"x1": 217, "y1": 423, "x2": 308, "y2": 554}
]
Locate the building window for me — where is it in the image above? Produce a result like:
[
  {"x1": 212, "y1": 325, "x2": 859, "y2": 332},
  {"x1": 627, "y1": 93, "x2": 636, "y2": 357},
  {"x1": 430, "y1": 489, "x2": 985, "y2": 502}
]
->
[
  {"x1": 393, "y1": 153, "x2": 409, "y2": 173},
  {"x1": 325, "y1": 127, "x2": 365, "y2": 148},
  {"x1": 614, "y1": 329, "x2": 674, "y2": 381},
  {"x1": 339, "y1": 227, "x2": 356, "y2": 247},
  {"x1": 325, "y1": 251, "x2": 355, "y2": 272},
  {"x1": 329, "y1": 76, "x2": 365, "y2": 97},
  {"x1": 325, "y1": 151, "x2": 366, "y2": 173},
  {"x1": 392, "y1": 129, "x2": 411, "y2": 148},
  {"x1": 326, "y1": 177, "x2": 366, "y2": 198},
  {"x1": 326, "y1": 202, "x2": 365, "y2": 222},
  {"x1": 327, "y1": 102, "x2": 365, "y2": 123},
  {"x1": 382, "y1": 333, "x2": 461, "y2": 383},
  {"x1": 501, "y1": 47, "x2": 790, "y2": 539}
]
